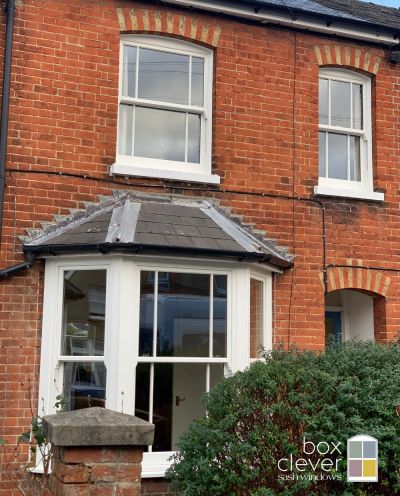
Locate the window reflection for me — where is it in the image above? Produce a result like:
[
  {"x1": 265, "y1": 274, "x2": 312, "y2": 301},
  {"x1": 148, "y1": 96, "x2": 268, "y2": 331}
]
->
[
  {"x1": 62, "y1": 270, "x2": 106, "y2": 356},
  {"x1": 63, "y1": 362, "x2": 106, "y2": 411},
  {"x1": 139, "y1": 271, "x2": 227, "y2": 358}
]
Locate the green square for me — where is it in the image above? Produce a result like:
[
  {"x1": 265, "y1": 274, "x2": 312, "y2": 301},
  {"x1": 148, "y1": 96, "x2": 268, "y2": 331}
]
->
[{"x1": 349, "y1": 441, "x2": 363, "y2": 458}]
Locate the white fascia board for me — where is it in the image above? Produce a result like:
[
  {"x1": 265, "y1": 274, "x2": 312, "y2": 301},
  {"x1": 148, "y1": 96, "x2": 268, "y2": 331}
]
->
[{"x1": 164, "y1": 0, "x2": 399, "y2": 46}]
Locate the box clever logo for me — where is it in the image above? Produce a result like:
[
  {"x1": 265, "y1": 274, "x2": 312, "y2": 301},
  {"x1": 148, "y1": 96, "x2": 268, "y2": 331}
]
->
[
  {"x1": 347, "y1": 435, "x2": 378, "y2": 482},
  {"x1": 277, "y1": 437, "x2": 343, "y2": 481}
]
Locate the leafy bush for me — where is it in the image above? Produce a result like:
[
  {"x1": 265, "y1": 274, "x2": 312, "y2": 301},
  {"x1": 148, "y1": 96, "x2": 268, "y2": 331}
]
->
[{"x1": 167, "y1": 341, "x2": 400, "y2": 496}]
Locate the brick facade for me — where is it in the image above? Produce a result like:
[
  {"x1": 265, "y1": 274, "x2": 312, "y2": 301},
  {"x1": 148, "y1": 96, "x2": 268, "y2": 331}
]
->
[{"x1": 0, "y1": 0, "x2": 399, "y2": 493}]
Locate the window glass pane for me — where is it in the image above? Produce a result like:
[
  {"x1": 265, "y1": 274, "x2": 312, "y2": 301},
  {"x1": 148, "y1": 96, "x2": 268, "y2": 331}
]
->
[
  {"x1": 331, "y1": 80, "x2": 351, "y2": 128},
  {"x1": 187, "y1": 114, "x2": 201, "y2": 164},
  {"x1": 319, "y1": 78, "x2": 329, "y2": 125},
  {"x1": 191, "y1": 57, "x2": 204, "y2": 106},
  {"x1": 136, "y1": 363, "x2": 225, "y2": 451},
  {"x1": 139, "y1": 271, "x2": 155, "y2": 356},
  {"x1": 213, "y1": 275, "x2": 227, "y2": 358},
  {"x1": 350, "y1": 135, "x2": 361, "y2": 181},
  {"x1": 62, "y1": 270, "x2": 106, "y2": 356},
  {"x1": 328, "y1": 133, "x2": 348, "y2": 180},
  {"x1": 319, "y1": 131, "x2": 326, "y2": 177},
  {"x1": 118, "y1": 104, "x2": 133, "y2": 156},
  {"x1": 63, "y1": 362, "x2": 106, "y2": 411},
  {"x1": 352, "y1": 83, "x2": 363, "y2": 130},
  {"x1": 250, "y1": 279, "x2": 264, "y2": 359},
  {"x1": 134, "y1": 107, "x2": 186, "y2": 162},
  {"x1": 210, "y1": 363, "x2": 225, "y2": 389},
  {"x1": 135, "y1": 363, "x2": 150, "y2": 422},
  {"x1": 122, "y1": 45, "x2": 137, "y2": 98},
  {"x1": 153, "y1": 363, "x2": 207, "y2": 451},
  {"x1": 138, "y1": 48, "x2": 189, "y2": 105},
  {"x1": 157, "y1": 273, "x2": 210, "y2": 357}
]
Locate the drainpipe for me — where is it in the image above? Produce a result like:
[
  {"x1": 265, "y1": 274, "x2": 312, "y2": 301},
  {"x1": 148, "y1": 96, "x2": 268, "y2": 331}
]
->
[{"x1": 0, "y1": 0, "x2": 16, "y2": 246}]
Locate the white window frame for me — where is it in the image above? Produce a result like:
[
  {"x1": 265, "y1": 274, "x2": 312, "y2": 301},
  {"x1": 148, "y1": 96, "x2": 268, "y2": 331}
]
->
[
  {"x1": 111, "y1": 35, "x2": 219, "y2": 185},
  {"x1": 37, "y1": 254, "x2": 273, "y2": 477},
  {"x1": 315, "y1": 68, "x2": 383, "y2": 202},
  {"x1": 249, "y1": 273, "x2": 272, "y2": 363}
]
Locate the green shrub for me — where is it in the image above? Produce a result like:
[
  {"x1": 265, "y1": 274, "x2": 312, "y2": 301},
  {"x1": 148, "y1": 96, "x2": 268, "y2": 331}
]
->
[{"x1": 167, "y1": 340, "x2": 400, "y2": 496}]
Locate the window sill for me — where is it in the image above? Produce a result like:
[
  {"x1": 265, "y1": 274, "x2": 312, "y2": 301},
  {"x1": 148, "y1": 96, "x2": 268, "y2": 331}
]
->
[
  {"x1": 110, "y1": 163, "x2": 221, "y2": 185},
  {"x1": 314, "y1": 186, "x2": 384, "y2": 202},
  {"x1": 141, "y1": 451, "x2": 175, "y2": 478}
]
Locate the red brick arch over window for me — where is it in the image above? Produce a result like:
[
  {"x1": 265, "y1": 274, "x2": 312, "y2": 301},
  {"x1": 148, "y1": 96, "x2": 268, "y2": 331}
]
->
[
  {"x1": 323, "y1": 262, "x2": 395, "y2": 342},
  {"x1": 314, "y1": 45, "x2": 382, "y2": 75},
  {"x1": 116, "y1": 7, "x2": 222, "y2": 47}
]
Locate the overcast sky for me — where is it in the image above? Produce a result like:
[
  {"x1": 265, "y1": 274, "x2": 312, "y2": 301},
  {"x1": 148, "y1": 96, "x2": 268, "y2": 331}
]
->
[{"x1": 370, "y1": 0, "x2": 399, "y2": 6}]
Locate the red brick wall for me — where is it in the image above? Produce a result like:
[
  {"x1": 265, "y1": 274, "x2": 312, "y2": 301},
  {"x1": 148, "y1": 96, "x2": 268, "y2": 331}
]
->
[{"x1": 0, "y1": 0, "x2": 399, "y2": 493}]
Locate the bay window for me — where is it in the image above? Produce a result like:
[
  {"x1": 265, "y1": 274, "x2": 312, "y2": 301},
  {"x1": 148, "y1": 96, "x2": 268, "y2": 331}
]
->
[{"x1": 38, "y1": 256, "x2": 272, "y2": 476}]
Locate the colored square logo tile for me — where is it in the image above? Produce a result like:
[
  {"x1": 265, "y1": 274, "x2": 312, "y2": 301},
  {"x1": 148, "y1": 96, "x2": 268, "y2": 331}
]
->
[
  {"x1": 348, "y1": 459, "x2": 363, "y2": 477},
  {"x1": 363, "y1": 459, "x2": 376, "y2": 477},
  {"x1": 348, "y1": 441, "x2": 362, "y2": 458},
  {"x1": 363, "y1": 441, "x2": 377, "y2": 458}
]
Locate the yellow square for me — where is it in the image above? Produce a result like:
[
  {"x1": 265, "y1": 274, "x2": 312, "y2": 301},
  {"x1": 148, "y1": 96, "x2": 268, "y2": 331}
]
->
[{"x1": 363, "y1": 459, "x2": 376, "y2": 477}]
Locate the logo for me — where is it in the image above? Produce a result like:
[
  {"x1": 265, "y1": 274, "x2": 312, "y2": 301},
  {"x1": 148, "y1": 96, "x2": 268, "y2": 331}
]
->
[
  {"x1": 347, "y1": 435, "x2": 378, "y2": 482},
  {"x1": 277, "y1": 437, "x2": 343, "y2": 481}
]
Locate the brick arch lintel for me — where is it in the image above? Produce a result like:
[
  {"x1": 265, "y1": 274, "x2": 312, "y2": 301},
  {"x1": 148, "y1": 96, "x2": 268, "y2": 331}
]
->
[
  {"x1": 314, "y1": 45, "x2": 381, "y2": 75},
  {"x1": 116, "y1": 7, "x2": 222, "y2": 47},
  {"x1": 323, "y1": 261, "x2": 391, "y2": 296}
]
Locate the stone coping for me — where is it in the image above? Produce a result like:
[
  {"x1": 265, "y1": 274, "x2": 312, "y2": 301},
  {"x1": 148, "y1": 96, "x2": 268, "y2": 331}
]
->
[{"x1": 42, "y1": 407, "x2": 154, "y2": 447}]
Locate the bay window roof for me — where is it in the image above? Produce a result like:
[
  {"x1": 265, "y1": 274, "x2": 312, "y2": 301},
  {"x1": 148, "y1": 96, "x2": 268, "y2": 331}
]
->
[{"x1": 22, "y1": 194, "x2": 293, "y2": 269}]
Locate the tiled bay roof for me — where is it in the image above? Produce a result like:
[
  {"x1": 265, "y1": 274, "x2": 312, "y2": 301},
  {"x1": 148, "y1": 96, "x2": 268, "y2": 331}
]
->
[{"x1": 23, "y1": 193, "x2": 293, "y2": 269}]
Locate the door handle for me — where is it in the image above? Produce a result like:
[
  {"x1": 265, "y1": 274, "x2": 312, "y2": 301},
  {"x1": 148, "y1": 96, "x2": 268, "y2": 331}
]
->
[{"x1": 175, "y1": 395, "x2": 186, "y2": 406}]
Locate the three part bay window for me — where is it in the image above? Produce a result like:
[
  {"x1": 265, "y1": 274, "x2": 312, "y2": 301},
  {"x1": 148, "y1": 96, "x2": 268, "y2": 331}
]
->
[{"x1": 39, "y1": 256, "x2": 272, "y2": 476}]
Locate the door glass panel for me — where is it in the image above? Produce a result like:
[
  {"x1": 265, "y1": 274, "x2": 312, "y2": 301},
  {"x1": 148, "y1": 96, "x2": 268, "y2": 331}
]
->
[
  {"x1": 331, "y1": 80, "x2": 351, "y2": 128},
  {"x1": 62, "y1": 270, "x2": 106, "y2": 356},
  {"x1": 213, "y1": 275, "x2": 227, "y2": 358},
  {"x1": 250, "y1": 278, "x2": 264, "y2": 358},
  {"x1": 138, "y1": 48, "x2": 189, "y2": 105},
  {"x1": 157, "y1": 273, "x2": 210, "y2": 357},
  {"x1": 328, "y1": 133, "x2": 348, "y2": 180},
  {"x1": 63, "y1": 361, "x2": 106, "y2": 411},
  {"x1": 134, "y1": 107, "x2": 186, "y2": 162}
]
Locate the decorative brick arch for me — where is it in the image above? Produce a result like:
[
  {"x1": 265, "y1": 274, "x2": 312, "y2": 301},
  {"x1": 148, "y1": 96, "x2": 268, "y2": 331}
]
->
[
  {"x1": 116, "y1": 7, "x2": 222, "y2": 47},
  {"x1": 314, "y1": 45, "x2": 382, "y2": 75},
  {"x1": 323, "y1": 260, "x2": 391, "y2": 297}
]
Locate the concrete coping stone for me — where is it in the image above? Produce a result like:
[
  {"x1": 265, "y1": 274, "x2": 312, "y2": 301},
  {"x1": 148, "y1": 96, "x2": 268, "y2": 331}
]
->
[{"x1": 42, "y1": 407, "x2": 155, "y2": 447}]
